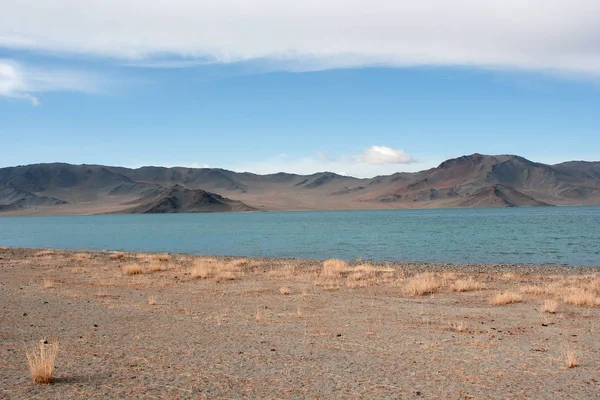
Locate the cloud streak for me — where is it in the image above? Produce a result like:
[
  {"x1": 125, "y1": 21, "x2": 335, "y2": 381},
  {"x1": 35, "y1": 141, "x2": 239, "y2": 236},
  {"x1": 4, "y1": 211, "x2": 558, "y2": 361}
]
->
[
  {"x1": 0, "y1": 59, "x2": 109, "y2": 105},
  {"x1": 1, "y1": 1, "x2": 600, "y2": 75}
]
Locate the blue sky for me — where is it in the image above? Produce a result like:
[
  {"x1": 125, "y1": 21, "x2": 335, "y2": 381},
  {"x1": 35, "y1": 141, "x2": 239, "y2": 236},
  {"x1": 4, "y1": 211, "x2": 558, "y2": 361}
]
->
[{"x1": 1, "y1": 1, "x2": 599, "y2": 177}]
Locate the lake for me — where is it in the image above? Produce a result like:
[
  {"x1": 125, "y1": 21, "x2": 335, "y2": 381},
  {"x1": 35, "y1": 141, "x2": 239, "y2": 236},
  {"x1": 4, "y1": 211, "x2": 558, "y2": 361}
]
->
[{"x1": 1, "y1": 207, "x2": 599, "y2": 266}]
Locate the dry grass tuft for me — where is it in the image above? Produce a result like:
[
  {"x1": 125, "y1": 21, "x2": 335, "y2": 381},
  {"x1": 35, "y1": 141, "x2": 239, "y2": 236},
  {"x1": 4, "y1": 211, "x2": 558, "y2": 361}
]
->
[
  {"x1": 190, "y1": 260, "x2": 216, "y2": 279},
  {"x1": 451, "y1": 277, "x2": 486, "y2": 292},
  {"x1": 520, "y1": 285, "x2": 547, "y2": 295},
  {"x1": 490, "y1": 292, "x2": 522, "y2": 305},
  {"x1": 562, "y1": 289, "x2": 600, "y2": 307},
  {"x1": 122, "y1": 264, "x2": 143, "y2": 276},
  {"x1": 541, "y1": 299, "x2": 559, "y2": 313},
  {"x1": 109, "y1": 252, "x2": 126, "y2": 261},
  {"x1": 279, "y1": 286, "x2": 292, "y2": 295},
  {"x1": 215, "y1": 270, "x2": 237, "y2": 282},
  {"x1": 34, "y1": 250, "x2": 55, "y2": 257},
  {"x1": 267, "y1": 265, "x2": 296, "y2": 279},
  {"x1": 43, "y1": 279, "x2": 55, "y2": 289},
  {"x1": 565, "y1": 350, "x2": 579, "y2": 368},
  {"x1": 148, "y1": 295, "x2": 157, "y2": 305},
  {"x1": 152, "y1": 253, "x2": 170, "y2": 262},
  {"x1": 322, "y1": 259, "x2": 349, "y2": 278},
  {"x1": 73, "y1": 252, "x2": 91, "y2": 261},
  {"x1": 25, "y1": 340, "x2": 59, "y2": 384},
  {"x1": 228, "y1": 258, "x2": 250, "y2": 268},
  {"x1": 405, "y1": 273, "x2": 442, "y2": 296},
  {"x1": 450, "y1": 321, "x2": 467, "y2": 333},
  {"x1": 147, "y1": 262, "x2": 167, "y2": 273}
]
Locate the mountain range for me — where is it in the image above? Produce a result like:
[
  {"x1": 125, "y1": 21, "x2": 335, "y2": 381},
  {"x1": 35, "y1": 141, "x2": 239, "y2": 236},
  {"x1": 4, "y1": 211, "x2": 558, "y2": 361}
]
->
[{"x1": 1, "y1": 153, "x2": 599, "y2": 215}]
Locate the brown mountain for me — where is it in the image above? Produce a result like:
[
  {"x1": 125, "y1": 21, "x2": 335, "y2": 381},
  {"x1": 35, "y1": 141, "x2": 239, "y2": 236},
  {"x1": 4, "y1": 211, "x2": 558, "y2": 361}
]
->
[
  {"x1": 0, "y1": 154, "x2": 598, "y2": 215},
  {"x1": 124, "y1": 185, "x2": 256, "y2": 214}
]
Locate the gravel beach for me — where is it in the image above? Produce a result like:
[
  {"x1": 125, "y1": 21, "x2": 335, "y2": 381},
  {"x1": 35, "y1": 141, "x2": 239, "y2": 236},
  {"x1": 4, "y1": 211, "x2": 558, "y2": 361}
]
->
[{"x1": 1, "y1": 247, "x2": 599, "y2": 399}]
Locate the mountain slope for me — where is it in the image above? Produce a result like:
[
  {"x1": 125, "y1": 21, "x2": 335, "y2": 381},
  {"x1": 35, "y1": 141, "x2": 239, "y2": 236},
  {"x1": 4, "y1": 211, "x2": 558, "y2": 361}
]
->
[{"x1": 0, "y1": 154, "x2": 598, "y2": 215}]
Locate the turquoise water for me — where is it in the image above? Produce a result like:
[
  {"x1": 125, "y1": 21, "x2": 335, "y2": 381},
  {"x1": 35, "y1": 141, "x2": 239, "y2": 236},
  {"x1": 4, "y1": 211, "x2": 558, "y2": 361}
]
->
[{"x1": 1, "y1": 207, "x2": 599, "y2": 266}]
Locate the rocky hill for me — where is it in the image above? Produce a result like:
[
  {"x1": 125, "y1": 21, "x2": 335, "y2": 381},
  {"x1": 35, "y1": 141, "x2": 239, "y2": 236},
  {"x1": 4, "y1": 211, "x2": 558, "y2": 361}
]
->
[{"x1": 0, "y1": 154, "x2": 598, "y2": 215}]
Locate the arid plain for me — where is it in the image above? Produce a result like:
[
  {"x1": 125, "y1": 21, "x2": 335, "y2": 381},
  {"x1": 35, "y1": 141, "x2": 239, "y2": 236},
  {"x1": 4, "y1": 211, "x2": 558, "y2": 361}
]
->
[{"x1": 1, "y1": 247, "x2": 600, "y2": 399}]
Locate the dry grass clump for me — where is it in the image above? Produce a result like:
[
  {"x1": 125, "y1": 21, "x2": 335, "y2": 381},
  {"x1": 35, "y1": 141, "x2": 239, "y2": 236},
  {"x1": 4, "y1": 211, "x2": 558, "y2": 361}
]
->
[
  {"x1": 564, "y1": 350, "x2": 579, "y2": 368},
  {"x1": 451, "y1": 277, "x2": 486, "y2": 292},
  {"x1": 450, "y1": 321, "x2": 467, "y2": 333},
  {"x1": 147, "y1": 262, "x2": 167, "y2": 273},
  {"x1": 34, "y1": 250, "x2": 55, "y2": 257},
  {"x1": 279, "y1": 286, "x2": 292, "y2": 295},
  {"x1": 562, "y1": 289, "x2": 600, "y2": 307},
  {"x1": 109, "y1": 252, "x2": 126, "y2": 261},
  {"x1": 267, "y1": 265, "x2": 296, "y2": 279},
  {"x1": 541, "y1": 299, "x2": 559, "y2": 313},
  {"x1": 43, "y1": 279, "x2": 55, "y2": 289},
  {"x1": 26, "y1": 340, "x2": 59, "y2": 384},
  {"x1": 215, "y1": 270, "x2": 237, "y2": 282},
  {"x1": 122, "y1": 264, "x2": 143, "y2": 276},
  {"x1": 405, "y1": 273, "x2": 442, "y2": 296},
  {"x1": 73, "y1": 252, "x2": 92, "y2": 261},
  {"x1": 152, "y1": 253, "x2": 170, "y2": 262},
  {"x1": 322, "y1": 259, "x2": 349, "y2": 278},
  {"x1": 190, "y1": 260, "x2": 217, "y2": 279},
  {"x1": 490, "y1": 292, "x2": 522, "y2": 305},
  {"x1": 190, "y1": 259, "x2": 239, "y2": 281},
  {"x1": 148, "y1": 295, "x2": 157, "y2": 305},
  {"x1": 520, "y1": 285, "x2": 547, "y2": 295},
  {"x1": 228, "y1": 258, "x2": 250, "y2": 268}
]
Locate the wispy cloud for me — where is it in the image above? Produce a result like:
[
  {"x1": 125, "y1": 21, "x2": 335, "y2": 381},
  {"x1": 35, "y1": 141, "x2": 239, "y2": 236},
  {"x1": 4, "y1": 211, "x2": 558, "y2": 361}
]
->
[
  {"x1": 1, "y1": 1, "x2": 600, "y2": 76},
  {"x1": 0, "y1": 59, "x2": 108, "y2": 105}
]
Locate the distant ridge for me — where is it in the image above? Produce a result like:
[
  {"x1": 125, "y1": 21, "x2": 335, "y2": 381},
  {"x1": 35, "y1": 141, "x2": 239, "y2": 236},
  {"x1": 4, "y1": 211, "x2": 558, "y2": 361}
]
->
[{"x1": 1, "y1": 154, "x2": 599, "y2": 215}]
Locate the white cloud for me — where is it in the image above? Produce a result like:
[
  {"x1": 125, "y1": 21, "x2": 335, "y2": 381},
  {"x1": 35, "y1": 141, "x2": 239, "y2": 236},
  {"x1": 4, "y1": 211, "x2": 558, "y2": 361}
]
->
[
  {"x1": 230, "y1": 148, "x2": 422, "y2": 178},
  {"x1": 0, "y1": 59, "x2": 108, "y2": 105},
  {"x1": 1, "y1": 1, "x2": 600, "y2": 75},
  {"x1": 357, "y1": 146, "x2": 414, "y2": 164}
]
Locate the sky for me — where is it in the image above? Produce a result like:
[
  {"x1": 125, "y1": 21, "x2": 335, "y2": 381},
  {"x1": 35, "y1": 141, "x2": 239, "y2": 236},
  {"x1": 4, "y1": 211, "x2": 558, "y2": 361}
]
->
[{"x1": 1, "y1": 0, "x2": 600, "y2": 177}]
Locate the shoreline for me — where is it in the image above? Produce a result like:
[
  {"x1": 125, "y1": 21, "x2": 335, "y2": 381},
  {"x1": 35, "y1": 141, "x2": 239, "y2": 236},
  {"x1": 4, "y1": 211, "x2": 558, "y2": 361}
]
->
[{"x1": 2, "y1": 246, "x2": 600, "y2": 275}]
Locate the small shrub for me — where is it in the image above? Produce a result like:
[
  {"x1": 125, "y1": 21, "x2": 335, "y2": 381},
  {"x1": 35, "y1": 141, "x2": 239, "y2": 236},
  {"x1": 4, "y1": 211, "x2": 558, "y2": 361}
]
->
[
  {"x1": 122, "y1": 264, "x2": 143, "y2": 276},
  {"x1": 490, "y1": 292, "x2": 522, "y2": 305},
  {"x1": 148, "y1": 296, "x2": 157, "y2": 305},
  {"x1": 26, "y1": 340, "x2": 59, "y2": 384}
]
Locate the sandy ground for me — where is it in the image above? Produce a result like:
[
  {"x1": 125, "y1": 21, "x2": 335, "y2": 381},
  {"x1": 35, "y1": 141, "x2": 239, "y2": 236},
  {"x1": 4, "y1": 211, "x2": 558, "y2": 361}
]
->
[{"x1": 1, "y1": 247, "x2": 600, "y2": 399}]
